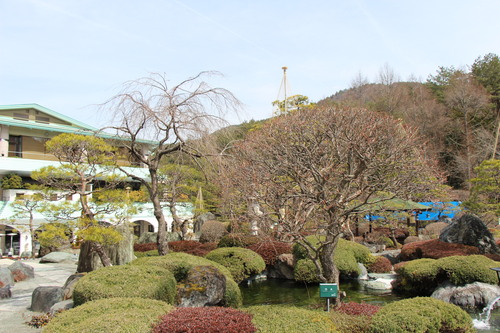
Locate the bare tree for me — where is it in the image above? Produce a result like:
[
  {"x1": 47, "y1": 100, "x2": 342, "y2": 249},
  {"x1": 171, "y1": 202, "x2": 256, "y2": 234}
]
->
[
  {"x1": 103, "y1": 72, "x2": 239, "y2": 255},
  {"x1": 226, "y1": 106, "x2": 441, "y2": 302}
]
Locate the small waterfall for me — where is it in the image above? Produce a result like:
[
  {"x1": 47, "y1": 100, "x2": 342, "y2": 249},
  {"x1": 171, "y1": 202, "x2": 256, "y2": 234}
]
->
[{"x1": 473, "y1": 295, "x2": 500, "y2": 330}]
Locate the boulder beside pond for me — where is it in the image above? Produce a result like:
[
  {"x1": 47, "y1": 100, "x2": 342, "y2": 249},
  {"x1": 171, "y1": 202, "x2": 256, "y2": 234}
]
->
[
  {"x1": 431, "y1": 282, "x2": 500, "y2": 309},
  {"x1": 439, "y1": 214, "x2": 499, "y2": 254},
  {"x1": 177, "y1": 265, "x2": 226, "y2": 307}
]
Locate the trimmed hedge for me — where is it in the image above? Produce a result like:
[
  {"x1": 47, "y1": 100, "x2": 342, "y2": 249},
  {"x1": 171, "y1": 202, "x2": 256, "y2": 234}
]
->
[
  {"x1": 43, "y1": 297, "x2": 173, "y2": 333},
  {"x1": 218, "y1": 233, "x2": 260, "y2": 248},
  {"x1": 152, "y1": 307, "x2": 256, "y2": 333},
  {"x1": 205, "y1": 247, "x2": 266, "y2": 283},
  {"x1": 249, "y1": 241, "x2": 292, "y2": 266},
  {"x1": 134, "y1": 249, "x2": 159, "y2": 258},
  {"x1": 400, "y1": 239, "x2": 480, "y2": 260},
  {"x1": 366, "y1": 256, "x2": 393, "y2": 273},
  {"x1": 73, "y1": 265, "x2": 176, "y2": 306},
  {"x1": 293, "y1": 237, "x2": 375, "y2": 282},
  {"x1": 394, "y1": 255, "x2": 500, "y2": 295},
  {"x1": 369, "y1": 297, "x2": 474, "y2": 333},
  {"x1": 244, "y1": 305, "x2": 337, "y2": 333},
  {"x1": 131, "y1": 252, "x2": 242, "y2": 307}
]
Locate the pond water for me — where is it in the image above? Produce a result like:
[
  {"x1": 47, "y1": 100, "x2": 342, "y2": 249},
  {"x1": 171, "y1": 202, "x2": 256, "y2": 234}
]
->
[{"x1": 240, "y1": 278, "x2": 500, "y2": 332}]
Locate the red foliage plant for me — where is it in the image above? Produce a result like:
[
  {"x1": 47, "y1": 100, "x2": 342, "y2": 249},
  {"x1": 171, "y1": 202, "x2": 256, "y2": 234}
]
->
[
  {"x1": 367, "y1": 256, "x2": 392, "y2": 273},
  {"x1": 335, "y1": 302, "x2": 381, "y2": 317},
  {"x1": 249, "y1": 241, "x2": 292, "y2": 266},
  {"x1": 134, "y1": 242, "x2": 157, "y2": 252},
  {"x1": 152, "y1": 307, "x2": 256, "y2": 333},
  {"x1": 399, "y1": 239, "x2": 480, "y2": 260},
  {"x1": 168, "y1": 241, "x2": 217, "y2": 257}
]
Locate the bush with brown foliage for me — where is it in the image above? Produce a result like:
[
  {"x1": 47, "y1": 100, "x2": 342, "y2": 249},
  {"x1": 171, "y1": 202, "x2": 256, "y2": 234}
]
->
[
  {"x1": 217, "y1": 233, "x2": 260, "y2": 248},
  {"x1": 400, "y1": 239, "x2": 480, "y2": 260},
  {"x1": 168, "y1": 240, "x2": 217, "y2": 257},
  {"x1": 133, "y1": 242, "x2": 157, "y2": 252},
  {"x1": 248, "y1": 241, "x2": 292, "y2": 266},
  {"x1": 152, "y1": 307, "x2": 256, "y2": 333},
  {"x1": 199, "y1": 220, "x2": 228, "y2": 243},
  {"x1": 366, "y1": 256, "x2": 393, "y2": 273},
  {"x1": 336, "y1": 302, "x2": 381, "y2": 317}
]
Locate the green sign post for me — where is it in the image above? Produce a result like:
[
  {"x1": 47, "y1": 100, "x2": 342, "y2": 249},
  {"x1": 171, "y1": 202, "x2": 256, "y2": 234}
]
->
[{"x1": 319, "y1": 283, "x2": 338, "y2": 312}]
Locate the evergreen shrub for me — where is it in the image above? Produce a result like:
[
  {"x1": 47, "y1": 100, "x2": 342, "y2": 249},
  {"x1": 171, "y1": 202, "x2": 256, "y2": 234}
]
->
[
  {"x1": 72, "y1": 265, "x2": 176, "y2": 305},
  {"x1": 152, "y1": 307, "x2": 256, "y2": 333},
  {"x1": 369, "y1": 297, "x2": 474, "y2": 333},
  {"x1": 43, "y1": 297, "x2": 173, "y2": 333},
  {"x1": 205, "y1": 247, "x2": 266, "y2": 283},
  {"x1": 394, "y1": 255, "x2": 500, "y2": 295},
  {"x1": 131, "y1": 252, "x2": 242, "y2": 307},
  {"x1": 217, "y1": 233, "x2": 260, "y2": 248},
  {"x1": 199, "y1": 220, "x2": 228, "y2": 243},
  {"x1": 244, "y1": 305, "x2": 337, "y2": 333}
]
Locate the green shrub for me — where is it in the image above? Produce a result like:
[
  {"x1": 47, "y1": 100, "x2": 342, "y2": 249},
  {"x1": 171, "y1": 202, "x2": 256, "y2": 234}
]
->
[
  {"x1": 218, "y1": 233, "x2": 260, "y2": 248},
  {"x1": 369, "y1": 297, "x2": 474, "y2": 333},
  {"x1": 205, "y1": 247, "x2": 266, "y2": 283},
  {"x1": 293, "y1": 237, "x2": 375, "y2": 281},
  {"x1": 72, "y1": 265, "x2": 176, "y2": 305},
  {"x1": 394, "y1": 255, "x2": 500, "y2": 295},
  {"x1": 131, "y1": 252, "x2": 242, "y2": 307},
  {"x1": 244, "y1": 305, "x2": 337, "y2": 333},
  {"x1": 43, "y1": 297, "x2": 173, "y2": 333},
  {"x1": 329, "y1": 311, "x2": 372, "y2": 333},
  {"x1": 134, "y1": 249, "x2": 159, "y2": 258},
  {"x1": 0, "y1": 173, "x2": 22, "y2": 189},
  {"x1": 294, "y1": 259, "x2": 321, "y2": 283}
]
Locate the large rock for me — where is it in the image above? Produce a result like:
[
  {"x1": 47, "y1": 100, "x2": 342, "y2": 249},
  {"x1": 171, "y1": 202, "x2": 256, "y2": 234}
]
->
[
  {"x1": 193, "y1": 212, "x2": 216, "y2": 233},
  {"x1": 267, "y1": 254, "x2": 295, "y2": 280},
  {"x1": 431, "y1": 282, "x2": 500, "y2": 309},
  {"x1": 62, "y1": 273, "x2": 85, "y2": 300},
  {"x1": 40, "y1": 252, "x2": 77, "y2": 263},
  {"x1": 77, "y1": 224, "x2": 134, "y2": 273},
  {"x1": 31, "y1": 286, "x2": 64, "y2": 312},
  {"x1": 8, "y1": 261, "x2": 35, "y2": 282},
  {"x1": 377, "y1": 249, "x2": 402, "y2": 265},
  {"x1": 177, "y1": 265, "x2": 226, "y2": 307},
  {"x1": 0, "y1": 285, "x2": 11, "y2": 299},
  {"x1": 439, "y1": 214, "x2": 499, "y2": 254},
  {"x1": 0, "y1": 267, "x2": 14, "y2": 288},
  {"x1": 49, "y1": 299, "x2": 74, "y2": 315}
]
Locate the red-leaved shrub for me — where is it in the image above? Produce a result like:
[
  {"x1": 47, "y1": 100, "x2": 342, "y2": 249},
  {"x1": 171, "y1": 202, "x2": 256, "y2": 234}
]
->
[
  {"x1": 152, "y1": 307, "x2": 256, "y2": 333},
  {"x1": 335, "y1": 302, "x2": 381, "y2": 317},
  {"x1": 400, "y1": 239, "x2": 480, "y2": 260},
  {"x1": 134, "y1": 242, "x2": 157, "y2": 252},
  {"x1": 248, "y1": 241, "x2": 292, "y2": 266},
  {"x1": 366, "y1": 256, "x2": 392, "y2": 273},
  {"x1": 168, "y1": 240, "x2": 217, "y2": 257}
]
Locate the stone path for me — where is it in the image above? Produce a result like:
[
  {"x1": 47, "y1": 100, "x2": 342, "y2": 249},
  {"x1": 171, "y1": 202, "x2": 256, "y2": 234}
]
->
[{"x1": 0, "y1": 259, "x2": 77, "y2": 333}]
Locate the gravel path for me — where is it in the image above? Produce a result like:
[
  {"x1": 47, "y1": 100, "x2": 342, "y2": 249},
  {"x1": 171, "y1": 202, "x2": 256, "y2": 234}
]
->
[{"x1": 0, "y1": 259, "x2": 77, "y2": 333}]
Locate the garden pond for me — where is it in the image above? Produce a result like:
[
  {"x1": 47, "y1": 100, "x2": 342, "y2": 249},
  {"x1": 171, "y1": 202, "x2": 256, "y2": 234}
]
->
[{"x1": 240, "y1": 278, "x2": 500, "y2": 332}]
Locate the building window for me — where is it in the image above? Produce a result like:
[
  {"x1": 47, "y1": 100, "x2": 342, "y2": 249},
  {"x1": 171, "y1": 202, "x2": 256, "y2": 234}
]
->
[
  {"x1": 35, "y1": 116, "x2": 50, "y2": 124},
  {"x1": 15, "y1": 193, "x2": 25, "y2": 199},
  {"x1": 13, "y1": 113, "x2": 29, "y2": 121},
  {"x1": 50, "y1": 194, "x2": 58, "y2": 201},
  {"x1": 8, "y1": 136, "x2": 22, "y2": 157}
]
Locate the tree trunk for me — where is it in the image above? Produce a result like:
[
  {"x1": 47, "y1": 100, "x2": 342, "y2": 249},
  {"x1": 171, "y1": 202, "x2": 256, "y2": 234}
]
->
[
  {"x1": 319, "y1": 234, "x2": 341, "y2": 306},
  {"x1": 152, "y1": 195, "x2": 169, "y2": 255}
]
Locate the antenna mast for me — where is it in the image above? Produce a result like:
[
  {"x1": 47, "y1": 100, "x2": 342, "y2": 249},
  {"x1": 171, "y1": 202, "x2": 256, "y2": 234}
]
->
[{"x1": 275, "y1": 66, "x2": 291, "y2": 116}]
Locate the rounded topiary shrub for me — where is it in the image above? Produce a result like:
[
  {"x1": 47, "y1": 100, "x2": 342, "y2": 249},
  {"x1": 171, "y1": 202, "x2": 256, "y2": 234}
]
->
[
  {"x1": 72, "y1": 264, "x2": 176, "y2": 305},
  {"x1": 369, "y1": 297, "x2": 474, "y2": 333},
  {"x1": 244, "y1": 305, "x2": 336, "y2": 333},
  {"x1": 199, "y1": 220, "x2": 228, "y2": 243},
  {"x1": 152, "y1": 306, "x2": 256, "y2": 333},
  {"x1": 248, "y1": 241, "x2": 292, "y2": 266},
  {"x1": 168, "y1": 240, "x2": 217, "y2": 257},
  {"x1": 131, "y1": 252, "x2": 242, "y2": 307},
  {"x1": 294, "y1": 259, "x2": 320, "y2": 283},
  {"x1": 394, "y1": 255, "x2": 500, "y2": 295},
  {"x1": 366, "y1": 256, "x2": 393, "y2": 273},
  {"x1": 218, "y1": 233, "x2": 260, "y2": 248},
  {"x1": 43, "y1": 297, "x2": 173, "y2": 333},
  {"x1": 134, "y1": 249, "x2": 159, "y2": 258},
  {"x1": 205, "y1": 247, "x2": 266, "y2": 283},
  {"x1": 400, "y1": 239, "x2": 480, "y2": 260}
]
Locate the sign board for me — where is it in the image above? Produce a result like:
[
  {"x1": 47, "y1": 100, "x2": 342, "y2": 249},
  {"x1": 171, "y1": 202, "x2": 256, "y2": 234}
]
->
[{"x1": 319, "y1": 283, "x2": 338, "y2": 298}]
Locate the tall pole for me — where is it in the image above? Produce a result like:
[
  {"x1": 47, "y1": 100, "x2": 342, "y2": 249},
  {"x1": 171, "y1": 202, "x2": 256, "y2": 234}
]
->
[{"x1": 282, "y1": 66, "x2": 288, "y2": 115}]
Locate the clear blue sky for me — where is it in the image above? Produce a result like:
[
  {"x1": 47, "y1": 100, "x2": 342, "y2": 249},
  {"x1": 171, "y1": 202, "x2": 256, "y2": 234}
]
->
[{"x1": 1, "y1": 0, "x2": 500, "y2": 127}]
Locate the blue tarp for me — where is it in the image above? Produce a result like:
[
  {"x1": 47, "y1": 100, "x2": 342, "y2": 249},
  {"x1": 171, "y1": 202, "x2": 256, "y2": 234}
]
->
[{"x1": 416, "y1": 201, "x2": 461, "y2": 221}]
